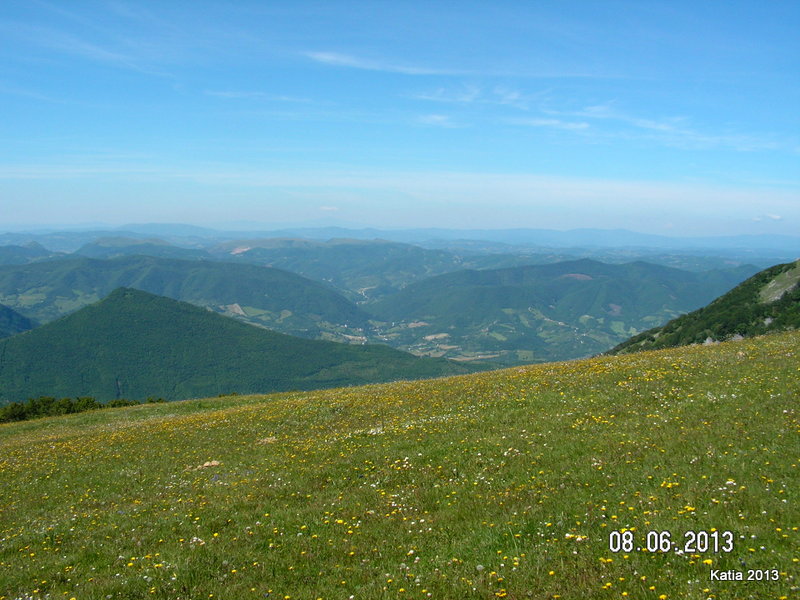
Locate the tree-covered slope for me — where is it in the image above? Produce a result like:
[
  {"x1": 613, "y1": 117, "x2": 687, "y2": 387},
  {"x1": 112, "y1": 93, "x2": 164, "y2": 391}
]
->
[
  {"x1": 608, "y1": 259, "x2": 800, "y2": 354},
  {"x1": 0, "y1": 288, "x2": 474, "y2": 404},
  {"x1": 0, "y1": 304, "x2": 35, "y2": 339},
  {"x1": 0, "y1": 255, "x2": 370, "y2": 339},
  {"x1": 366, "y1": 259, "x2": 758, "y2": 364}
]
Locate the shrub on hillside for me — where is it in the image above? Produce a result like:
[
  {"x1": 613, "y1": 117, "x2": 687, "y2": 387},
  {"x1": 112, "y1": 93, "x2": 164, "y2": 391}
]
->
[{"x1": 0, "y1": 396, "x2": 144, "y2": 423}]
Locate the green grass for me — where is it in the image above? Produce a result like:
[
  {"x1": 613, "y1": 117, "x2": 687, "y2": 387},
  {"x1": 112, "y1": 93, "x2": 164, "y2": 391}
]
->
[
  {"x1": 759, "y1": 262, "x2": 800, "y2": 303},
  {"x1": 1, "y1": 332, "x2": 798, "y2": 599}
]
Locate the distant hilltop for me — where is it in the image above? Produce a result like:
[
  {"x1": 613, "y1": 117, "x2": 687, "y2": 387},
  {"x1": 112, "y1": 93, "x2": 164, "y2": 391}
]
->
[
  {"x1": 608, "y1": 260, "x2": 800, "y2": 354},
  {"x1": 0, "y1": 287, "x2": 476, "y2": 404},
  {"x1": 2, "y1": 224, "x2": 800, "y2": 255}
]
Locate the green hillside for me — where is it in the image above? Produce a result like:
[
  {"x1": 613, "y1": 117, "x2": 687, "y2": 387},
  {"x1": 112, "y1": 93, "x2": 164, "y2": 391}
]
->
[
  {"x1": 0, "y1": 288, "x2": 472, "y2": 404},
  {"x1": 0, "y1": 331, "x2": 796, "y2": 599},
  {"x1": 367, "y1": 259, "x2": 757, "y2": 364},
  {"x1": 0, "y1": 255, "x2": 370, "y2": 341},
  {"x1": 610, "y1": 260, "x2": 800, "y2": 354},
  {"x1": 0, "y1": 304, "x2": 35, "y2": 339}
]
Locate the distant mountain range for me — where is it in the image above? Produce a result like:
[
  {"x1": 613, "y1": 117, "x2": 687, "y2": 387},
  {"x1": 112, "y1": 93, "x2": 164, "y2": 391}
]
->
[
  {"x1": 2, "y1": 231, "x2": 769, "y2": 293},
  {"x1": 366, "y1": 259, "x2": 759, "y2": 364},
  {"x1": 74, "y1": 237, "x2": 212, "y2": 261},
  {"x1": 233, "y1": 226, "x2": 800, "y2": 253},
  {"x1": 0, "y1": 288, "x2": 474, "y2": 404},
  {"x1": 3, "y1": 224, "x2": 799, "y2": 257},
  {"x1": 609, "y1": 260, "x2": 800, "y2": 354},
  {"x1": 0, "y1": 255, "x2": 369, "y2": 340},
  {"x1": 211, "y1": 237, "x2": 540, "y2": 301},
  {"x1": 0, "y1": 250, "x2": 761, "y2": 364}
]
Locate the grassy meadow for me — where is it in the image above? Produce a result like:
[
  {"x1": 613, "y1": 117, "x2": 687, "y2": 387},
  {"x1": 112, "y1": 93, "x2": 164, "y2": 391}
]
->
[{"x1": 1, "y1": 332, "x2": 798, "y2": 599}]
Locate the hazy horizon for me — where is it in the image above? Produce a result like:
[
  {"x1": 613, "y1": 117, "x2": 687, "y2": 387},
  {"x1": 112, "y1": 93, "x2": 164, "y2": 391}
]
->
[
  {"x1": 4, "y1": 220, "x2": 800, "y2": 238},
  {"x1": 2, "y1": 1, "x2": 798, "y2": 236}
]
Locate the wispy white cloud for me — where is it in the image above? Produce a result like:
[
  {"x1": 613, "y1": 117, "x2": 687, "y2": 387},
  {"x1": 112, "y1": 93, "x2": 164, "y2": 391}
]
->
[
  {"x1": 204, "y1": 90, "x2": 311, "y2": 103},
  {"x1": 753, "y1": 213, "x2": 783, "y2": 222},
  {"x1": 543, "y1": 103, "x2": 789, "y2": 152},
  {"x1": 491, "y1": 86, "x2": 529, "y2": 109},
  {"x1": 11, "y1": 24, "x2": 128, "y2": 62},
  {"x1": 413, "y1": 84, "x2": 481, "y2": 103},
  {"x1": 304, "y1": 51, "x2": 467, "y2": 76},
  {"x1": 573, "y1": 104, "x2": 688, "y2": 132},
  {"x1": 632, "y1": 123, "x2": 782, "y2": 152},
  {"x1": 412, "y1": 84, "x2": 542, "y2": 109},
  {"x1": 103, "y1": 0, "x2": 159, "y2": 23},
  {"x1": 509, "y1": 118, "x2": 590, "y2": 131},
  {"x1": 2, "y1": 22, "x2": 173, "y2": 77}
]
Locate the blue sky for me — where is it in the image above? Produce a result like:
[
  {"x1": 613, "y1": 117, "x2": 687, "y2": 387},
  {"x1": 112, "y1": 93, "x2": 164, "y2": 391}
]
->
[{"x1": 1, "y1": 0, "x2": 798, "y2": 235}]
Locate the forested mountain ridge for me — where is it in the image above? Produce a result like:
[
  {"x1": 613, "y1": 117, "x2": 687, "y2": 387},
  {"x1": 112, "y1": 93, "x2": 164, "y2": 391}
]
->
[
  {"x1": 0, "y1": 288, "x2": 475, "y2": 404},
  {"x1": 366, "y1": 259, "x2": 759, "y2": 364},
  {"x1": 209, "y1": 237, "x2": 539, "y2": 301},
  {"x1": 608, "y1": 259, "x2": 800, "y2": 354},
  {"x1": 0, "y1": 255, "x2": 370, "y2": 341}
]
